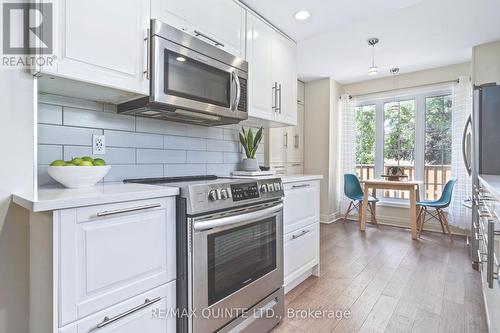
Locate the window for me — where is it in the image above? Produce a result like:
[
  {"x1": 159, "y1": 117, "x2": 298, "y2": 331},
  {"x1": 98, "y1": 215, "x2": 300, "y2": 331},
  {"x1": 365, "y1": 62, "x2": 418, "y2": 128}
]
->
[
  {"x1": 355, "y1": 105, "x2": 376, "y2": 180},
  {"x1": 354, "y1": 85, "x2": 453, "y2": 203},
  {"x1": 384, "y1": 100, "x2": 415, "y2": 198},
  {"x1": 425, "y1": 95, "x2": 452, "y2": 200}
]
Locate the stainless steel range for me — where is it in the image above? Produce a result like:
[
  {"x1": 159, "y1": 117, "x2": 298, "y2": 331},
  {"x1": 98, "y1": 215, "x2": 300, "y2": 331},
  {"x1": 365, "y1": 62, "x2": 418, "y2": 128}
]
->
[{"x1": 124, "y1": 176, "x2": 284, "y2": 333}]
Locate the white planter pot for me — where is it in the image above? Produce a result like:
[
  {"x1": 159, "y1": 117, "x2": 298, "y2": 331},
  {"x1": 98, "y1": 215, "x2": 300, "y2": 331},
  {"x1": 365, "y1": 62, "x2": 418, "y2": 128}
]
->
[{"x1": 241, "y1": 158, "x2": 259, "y2": 171}]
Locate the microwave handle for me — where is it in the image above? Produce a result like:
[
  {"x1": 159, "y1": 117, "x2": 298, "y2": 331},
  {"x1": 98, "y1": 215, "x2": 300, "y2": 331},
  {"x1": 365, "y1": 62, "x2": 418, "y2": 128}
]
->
[
  {"x1": 231, "y1": 71, "x2": 241, "y2": 111},
  {"x1": 194, "y1": 203, "x2": 282, "y2": 231}
]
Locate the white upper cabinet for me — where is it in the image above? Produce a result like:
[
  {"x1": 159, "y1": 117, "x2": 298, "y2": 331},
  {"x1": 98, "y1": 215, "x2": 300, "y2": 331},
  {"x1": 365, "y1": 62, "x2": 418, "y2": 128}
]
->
[
  {"x1": 272, "y1": 32, "x2": 297, "y2": 125},
  {"x1": 151, "y1": 0, "x2": 246, "y2": 58},
  {"x1": 247, "y1": 13, "x2": 274, "y2": 121},
  {"x1": 38, "y1": 0, "x2": 150, "y2": 96},
  {"x1": 247, "y1": 12, "x2": 297, "y2": 126}
]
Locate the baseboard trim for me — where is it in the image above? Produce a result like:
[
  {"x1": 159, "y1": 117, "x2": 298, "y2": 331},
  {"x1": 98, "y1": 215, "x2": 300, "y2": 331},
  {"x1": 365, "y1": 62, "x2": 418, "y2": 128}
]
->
[{"x1": 320, "y1": 211, "x2": 340, "y2": 224}]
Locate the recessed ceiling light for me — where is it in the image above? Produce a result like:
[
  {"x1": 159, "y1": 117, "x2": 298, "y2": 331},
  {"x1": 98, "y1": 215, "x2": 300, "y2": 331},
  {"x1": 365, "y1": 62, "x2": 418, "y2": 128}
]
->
[
  {"x1": 294, "y1": 10, "x2": 310, "y2": 21},
  {"x1": 176, "y1": 56, "x2": 186, "y2": 62}
]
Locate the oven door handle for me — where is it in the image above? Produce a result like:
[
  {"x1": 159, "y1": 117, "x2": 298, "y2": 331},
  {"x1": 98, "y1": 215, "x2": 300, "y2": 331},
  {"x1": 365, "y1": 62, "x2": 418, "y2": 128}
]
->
[{"x1": 194, "y1": 203, "x2": 283, "y2": 231}]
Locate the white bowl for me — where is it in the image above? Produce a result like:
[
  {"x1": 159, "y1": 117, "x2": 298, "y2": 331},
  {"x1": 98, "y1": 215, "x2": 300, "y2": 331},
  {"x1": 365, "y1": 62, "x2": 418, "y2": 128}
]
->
[{"x1": 47, "y1": 165, "x2": 111, "y2": 189}]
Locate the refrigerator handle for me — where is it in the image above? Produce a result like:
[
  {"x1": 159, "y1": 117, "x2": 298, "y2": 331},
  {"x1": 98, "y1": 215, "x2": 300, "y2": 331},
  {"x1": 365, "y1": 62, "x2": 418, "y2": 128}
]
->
[{"x1": 462, "y1": 115, "x2": 472, "y2": 176}]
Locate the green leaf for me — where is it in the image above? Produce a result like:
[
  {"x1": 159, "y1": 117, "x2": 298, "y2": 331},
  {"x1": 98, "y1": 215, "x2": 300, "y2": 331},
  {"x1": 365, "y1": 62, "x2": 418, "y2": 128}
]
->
[
  {"x1": 247, "y1": 128, "x2": 254, "y2": 155},
  {"x1": 239, "y1": 132, "x2": 250, "y2": 158}
]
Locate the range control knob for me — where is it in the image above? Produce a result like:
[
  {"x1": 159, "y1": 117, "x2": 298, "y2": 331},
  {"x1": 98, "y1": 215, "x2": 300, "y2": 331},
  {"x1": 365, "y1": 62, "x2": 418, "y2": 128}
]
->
[
  {"x1": 221, "y1": 189, "x2": 228, "y2": 200},
  {"x1": 208, "y1": 190, "x2": 218, "y2": 201},
  {"x1": 260, "y1": 184, "x2": 268, "y2": 193}
]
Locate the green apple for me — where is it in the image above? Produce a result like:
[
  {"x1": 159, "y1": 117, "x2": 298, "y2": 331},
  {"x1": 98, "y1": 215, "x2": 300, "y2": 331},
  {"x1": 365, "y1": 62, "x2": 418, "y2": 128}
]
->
[
  {"x1": 80, "y1": 160, "x2": 93, "y2": 166},
  {"x1": 93, "y1": 158, "x2": 106, "y2": 166},
  {"x1": 50, "y1": 160, "x2": 66, "y2": 166},
  {"x1": 71, "y1": 157, "x2": 83, "y2": 165},
  {"x1": 65, "y1": 162, "x2": 76, "y2": 166},
  {"x1": 82, "y1": 156, "x2": 94, "y2": 163}
]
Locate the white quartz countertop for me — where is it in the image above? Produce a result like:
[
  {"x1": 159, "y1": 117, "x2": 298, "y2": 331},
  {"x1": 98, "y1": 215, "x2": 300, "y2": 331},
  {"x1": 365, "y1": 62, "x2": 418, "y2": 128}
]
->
[
  {"x1": 279, "y1": 174, "x2": 323, "y2": 183},
  {"x1": 229, "y1": 174, "x2": 323, "y2": 183},
  {"x1": 13, "y1": 183, "x2": 179, "y2": 212},
  {"x1": 479, "y1": 174, "x2": 500, "y2": 201}
]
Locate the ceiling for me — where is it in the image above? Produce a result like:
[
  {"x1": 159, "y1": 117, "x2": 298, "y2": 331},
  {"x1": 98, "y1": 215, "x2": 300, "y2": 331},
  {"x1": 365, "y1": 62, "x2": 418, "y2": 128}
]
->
[{"x1": 242, "y1": 0, "x2": 500, "y2": 84}]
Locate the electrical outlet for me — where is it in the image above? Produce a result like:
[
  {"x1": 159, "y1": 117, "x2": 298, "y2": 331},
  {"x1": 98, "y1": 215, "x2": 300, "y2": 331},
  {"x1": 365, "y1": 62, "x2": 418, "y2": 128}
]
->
[{"x1": 93, "y1": 135, "x2": 106, "y2": 155}]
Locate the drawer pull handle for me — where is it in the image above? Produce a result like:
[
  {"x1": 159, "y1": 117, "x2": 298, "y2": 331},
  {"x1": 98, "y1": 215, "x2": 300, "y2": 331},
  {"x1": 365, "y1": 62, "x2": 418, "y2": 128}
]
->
[
  {"x1": 96, "y1": 203, "x2": 162, "y2": 217},
  {"x1": 292, "y1": 184, "x2": 311, "y2": 189},
  {"x1": 96, "y1": 297, "x2": 161, "y2": 329},
  {"x1": 292, "y1": 229, "x2": 310, "y2": 239}
]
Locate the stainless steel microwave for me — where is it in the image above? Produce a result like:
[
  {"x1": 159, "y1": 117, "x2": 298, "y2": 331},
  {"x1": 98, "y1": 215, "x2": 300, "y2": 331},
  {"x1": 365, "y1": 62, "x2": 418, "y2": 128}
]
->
[{"x1": 118, "y1": 20, "x2": 248, "y2": 126}]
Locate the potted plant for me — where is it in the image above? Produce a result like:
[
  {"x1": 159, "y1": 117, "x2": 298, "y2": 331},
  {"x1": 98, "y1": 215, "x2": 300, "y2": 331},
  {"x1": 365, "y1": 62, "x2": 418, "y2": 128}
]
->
[{"x1": 239, "y1": 127, "x2": 263, "y2": 171}]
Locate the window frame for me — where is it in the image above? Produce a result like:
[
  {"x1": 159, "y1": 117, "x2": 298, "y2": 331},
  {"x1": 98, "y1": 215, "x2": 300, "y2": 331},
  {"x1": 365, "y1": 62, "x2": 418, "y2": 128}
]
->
[{"x1": 354, "y1": 85, "x2": 452, "y2": 205}]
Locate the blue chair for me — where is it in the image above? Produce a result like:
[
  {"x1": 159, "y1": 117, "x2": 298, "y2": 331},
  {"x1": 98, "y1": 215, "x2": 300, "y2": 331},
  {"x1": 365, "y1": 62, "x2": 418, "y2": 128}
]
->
[
  {"x1": 416, "y1": 178, "x2": 457, "y2": 239},
  {"x1": 343, "y1": 174, "x2": 379, "y2": 224}
]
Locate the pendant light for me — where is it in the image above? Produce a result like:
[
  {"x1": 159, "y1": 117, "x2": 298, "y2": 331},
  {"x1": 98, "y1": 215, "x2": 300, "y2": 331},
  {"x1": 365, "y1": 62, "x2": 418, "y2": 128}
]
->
[{"x1": 367, "y1": 38, "x2": 379, "y2": 76}]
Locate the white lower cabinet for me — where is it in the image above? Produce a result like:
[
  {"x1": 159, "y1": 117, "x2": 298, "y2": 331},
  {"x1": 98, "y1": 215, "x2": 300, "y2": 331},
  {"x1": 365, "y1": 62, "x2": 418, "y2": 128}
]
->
[
  {"x1": 282, "y1": 179, "x2": 320, "y2": 292},
  {"x1": 58, "y1": 198, "x2": 175, "y2": 325},
  {"x1": 29, "y1": 196, "x2": 177, "y2": 333},
  {"x1": 284, "y1": 223, "x2": 319, "y2": 288},
  {"x1": 59, "y1": 282, "x2": 176, "y2": 333}
]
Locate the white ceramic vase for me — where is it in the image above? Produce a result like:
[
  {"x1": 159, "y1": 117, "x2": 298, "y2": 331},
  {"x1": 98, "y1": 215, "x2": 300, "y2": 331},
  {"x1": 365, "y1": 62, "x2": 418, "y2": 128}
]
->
[{"x1": 241, "y1": 158, "x2": 259, "y2": 172}]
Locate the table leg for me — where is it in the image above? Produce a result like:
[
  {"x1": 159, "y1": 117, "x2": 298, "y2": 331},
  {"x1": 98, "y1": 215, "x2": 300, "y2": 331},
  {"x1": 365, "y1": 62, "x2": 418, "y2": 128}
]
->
[
  {"x1": 409, "y1": 186, "x2": 417, "y2": 240},
  {"x1": 360, "y1": 184, "x2": 369, "y2": 231}
]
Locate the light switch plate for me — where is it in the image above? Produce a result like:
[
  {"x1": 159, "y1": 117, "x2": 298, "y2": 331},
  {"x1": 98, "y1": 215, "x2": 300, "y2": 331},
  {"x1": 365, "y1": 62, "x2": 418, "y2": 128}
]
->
[{"x1": 92, "y1": 134, "x2": 106, "y2": 155}]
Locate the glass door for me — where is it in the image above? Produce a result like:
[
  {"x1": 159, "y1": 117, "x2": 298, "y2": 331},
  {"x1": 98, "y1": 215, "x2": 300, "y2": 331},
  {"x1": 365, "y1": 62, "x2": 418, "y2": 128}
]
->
[
  {"x1": 206, "y1": 217, "x2": 276, "y2": 306},
  {"x1": 164, "y1": 50, "x2": 231, "y2": 108}
]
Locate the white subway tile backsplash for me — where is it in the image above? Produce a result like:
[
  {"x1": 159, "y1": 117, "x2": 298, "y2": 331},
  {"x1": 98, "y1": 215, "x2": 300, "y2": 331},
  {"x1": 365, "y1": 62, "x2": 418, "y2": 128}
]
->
[
  {"x1": 39, "y1": 124, "x2": 102, "y2": 145},
  {"x1": 136, "y1": 117, "x2": 186, "y2": 136},
  {"x1": 223, "y1": 152, "x2": 244, "y2": 164},
  {"x1": 39, "y1": 93, "x2": 103, "y2": 111},
  {"x1": 38, "y1": 145, "x2": 63, "y2": 164},
  {"x1": 206, "y1": 139, "x2": 240, "y2": 152},
  {"x1": 223, "y1": 128, "x2": 239, "y2": 141},
  {"x1": 63, "y1": 146, "x2": 136, "y2": 164},
  {"x1": 164, "y1": 164, "x2": 207, "y2": 177},
  {"x1": 37, "y1": 96, "x2": 266, "y2": 185},
  {"x1": 38, "y1": 103, "x2": 62, "y2": 125},
  {"x1": 105, "y1": 130, "x2": 163, "y2": 149},
  {"x1": 136, "y1": 149, "x2": 186, "y2": 164},
  {"x1": 164, "y1": 135, "x2": 206, "y2": 151},
  {"x1": 187, "y1": 151, "x2": 223, "y2": 164},
  {"x1": 104, "y1": 164, "x2": 164, "y2": 182},
  {"x1": 186, "y1": 125, "x2": 224, "y2": 139},
  {"x1": 64, "y1": 107, "x2": 135, "y2": 131},
  {"x1": 207, "y1": 163, "x2": 240, "y2": 176}
]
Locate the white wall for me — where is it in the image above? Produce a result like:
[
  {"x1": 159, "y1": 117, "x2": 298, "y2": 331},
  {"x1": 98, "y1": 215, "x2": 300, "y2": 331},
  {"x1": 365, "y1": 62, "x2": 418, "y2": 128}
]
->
[
  {"x1": 304, "y1": 78, "x2": 341, "y2": 222},
  {"x1": 0, "y1": 70, "x2": 35, "y2": 333},
  {"x1": 342, "y1": 62, "x2": 470, "y2": 96},
  {"x1": 472, "y1": 40, "x2": 500, "y2": 86}
]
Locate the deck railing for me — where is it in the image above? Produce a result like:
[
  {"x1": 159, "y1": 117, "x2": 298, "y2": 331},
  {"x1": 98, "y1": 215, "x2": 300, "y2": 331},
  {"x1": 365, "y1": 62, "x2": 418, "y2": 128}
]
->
[{"x1": 355, "y1": 164, "x2": 451, "y2": 200}]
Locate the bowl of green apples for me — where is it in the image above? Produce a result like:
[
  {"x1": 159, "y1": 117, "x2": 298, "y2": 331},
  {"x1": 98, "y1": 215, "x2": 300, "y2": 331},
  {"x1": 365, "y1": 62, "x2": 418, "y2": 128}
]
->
[{"x1": 47, "y1": 156, "x2": 111, "y2": 188}]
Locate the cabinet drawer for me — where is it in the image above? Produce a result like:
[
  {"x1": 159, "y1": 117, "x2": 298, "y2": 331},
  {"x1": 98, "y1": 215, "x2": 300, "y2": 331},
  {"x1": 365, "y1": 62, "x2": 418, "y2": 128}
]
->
[
  {"x1": 76, "y1": 198, "x2": 168, "y2": 222},
  {"x1": 57, "y1": 197, "x2": 176, "y2": 326},
  {"x1": 59, "y1": 282, "x2": 176, "y2": 333},
  {"x1": 284, "y1": 223, "x2": 319, "y2": 284},
  {"x1": 283, "y1": 181, "x2": 319, "y2": 234}
]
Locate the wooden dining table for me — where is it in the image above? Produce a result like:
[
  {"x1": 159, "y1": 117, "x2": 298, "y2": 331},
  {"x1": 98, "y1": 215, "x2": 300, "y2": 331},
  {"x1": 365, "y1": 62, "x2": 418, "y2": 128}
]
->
[{"x1": 360, "y1": 179, "x2": 423, "y2": 240}]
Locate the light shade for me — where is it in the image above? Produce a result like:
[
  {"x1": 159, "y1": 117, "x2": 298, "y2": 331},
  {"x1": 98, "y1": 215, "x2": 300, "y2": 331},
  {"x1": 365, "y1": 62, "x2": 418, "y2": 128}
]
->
[
  {"x1": 294, "y1": 10, "x2": 310, "y2": 21},
  {"x1": 176, "y1": 56, "x2": 186, "y2": 62},
  {"x1": 368, "y1": 66, "x2": 378, "y2": 75}
]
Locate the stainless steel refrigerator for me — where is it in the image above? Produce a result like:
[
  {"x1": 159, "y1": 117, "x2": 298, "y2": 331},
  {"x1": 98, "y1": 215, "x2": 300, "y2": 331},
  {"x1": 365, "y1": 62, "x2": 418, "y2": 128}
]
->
[{"x1": 469, "y1": 84, "x2": 500, "y2": 268}]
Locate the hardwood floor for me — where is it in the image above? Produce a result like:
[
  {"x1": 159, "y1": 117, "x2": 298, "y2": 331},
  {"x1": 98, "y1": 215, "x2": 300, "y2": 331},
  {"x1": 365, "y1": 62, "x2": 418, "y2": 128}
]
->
[{"x1": 272, "y1": 221, "x2": 488, "y2": 333}]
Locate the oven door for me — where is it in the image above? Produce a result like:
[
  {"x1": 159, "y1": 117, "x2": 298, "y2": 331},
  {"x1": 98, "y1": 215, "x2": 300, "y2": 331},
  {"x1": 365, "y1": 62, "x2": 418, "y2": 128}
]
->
[
  {"x1": 151, "y1": 35, "x2": 247, "y2": 121},
  {"x1": 190, "y1": 201, "x2": 283, "y2": 333}
]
